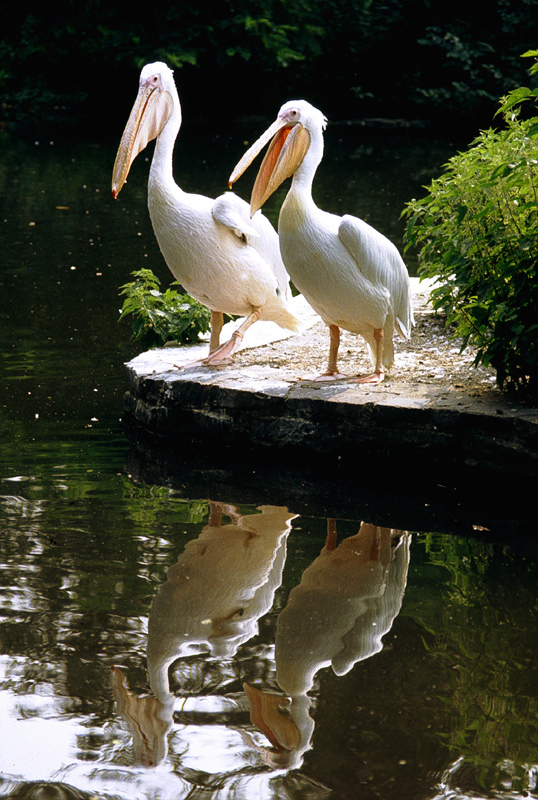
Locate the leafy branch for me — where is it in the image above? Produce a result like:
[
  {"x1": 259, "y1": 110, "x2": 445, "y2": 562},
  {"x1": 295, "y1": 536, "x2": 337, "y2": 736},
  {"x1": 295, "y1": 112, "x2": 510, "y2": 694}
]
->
[
  {"x1": 403, "y1": 51, "x2": 538, "y2": 396},
  {"x1": 119, "y1": 268, "x2": 211, "y2": 348}
]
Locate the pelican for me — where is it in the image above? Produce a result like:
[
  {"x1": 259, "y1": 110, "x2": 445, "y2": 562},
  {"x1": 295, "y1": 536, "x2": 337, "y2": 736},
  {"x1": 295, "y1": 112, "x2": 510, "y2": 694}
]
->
[
  {"x1": 229, "y1": 100, "x2": 414, "y2": 382},
  {"x1": 112, "y1": 63, "x2": 299, "y2": 364}
]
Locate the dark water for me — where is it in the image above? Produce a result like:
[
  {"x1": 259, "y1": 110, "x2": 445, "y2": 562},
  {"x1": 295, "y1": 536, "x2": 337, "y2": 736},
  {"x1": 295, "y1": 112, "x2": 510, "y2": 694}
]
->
[{"x1": 1, "y1": 126, "x2": 537, "y2": 800}]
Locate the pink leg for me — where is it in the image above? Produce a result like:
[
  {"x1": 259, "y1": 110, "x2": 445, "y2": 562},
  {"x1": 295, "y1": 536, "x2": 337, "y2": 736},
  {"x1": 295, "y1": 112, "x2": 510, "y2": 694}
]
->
[
  {"x1": 208, "y1": 501, "x2": 242, "y2": 526},
  {"x1": 175, "y1": 308, "x2": 262, "y2": 369},
  {"x1": 351, "y1": 327, "x2": 385, "y2": 384},
  {"x1": 324, "y1": 518, "x2": 338, "y2": 551},
  {"x1": 202, "y1": 307, "x2": 262, "y2": 366},
  {"x1": 299, "y1": 324, "x2": 348, "y2": 381},
  {"x1": 209, "y1": 311, "x2": 224, "y2": 353},
  {"x1": 208, "y1": 501, "x2": 223, "y2": 527}
]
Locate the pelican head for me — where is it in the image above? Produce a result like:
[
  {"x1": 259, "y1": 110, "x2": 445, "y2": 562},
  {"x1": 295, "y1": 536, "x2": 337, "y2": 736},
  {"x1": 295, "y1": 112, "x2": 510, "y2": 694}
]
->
[
  {"x1": 229, "y1": 100, "x2": 327, "y2": 215},
  {"x1": 112, "y1": 62, "x2": 178, "y2": 198}
]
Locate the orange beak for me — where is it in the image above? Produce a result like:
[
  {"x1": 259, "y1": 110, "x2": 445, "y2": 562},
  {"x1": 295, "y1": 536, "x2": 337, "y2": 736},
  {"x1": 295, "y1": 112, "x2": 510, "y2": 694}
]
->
[
  {"x1": 112, "y1": 73, "x2": 173, "y2": 198},
  {"x1": 229, "y1": 117, "x2": 310, "y2": 216}
]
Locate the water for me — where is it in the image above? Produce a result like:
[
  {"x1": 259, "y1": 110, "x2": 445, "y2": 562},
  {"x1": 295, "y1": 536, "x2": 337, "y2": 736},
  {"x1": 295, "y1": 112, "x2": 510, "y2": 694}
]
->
[{"x1": 1, "y1": 125, "x2": 537, "y2": 800}]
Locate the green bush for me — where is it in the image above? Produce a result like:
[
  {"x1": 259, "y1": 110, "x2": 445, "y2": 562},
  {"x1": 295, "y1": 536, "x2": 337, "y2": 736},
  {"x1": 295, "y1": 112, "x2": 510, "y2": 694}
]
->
[
  {"x1": 119, "y1": 268, "x2": 211, "y2": 348},
  {"x1": 403, "y1": 52, "x2": 538, "y2": 397}
]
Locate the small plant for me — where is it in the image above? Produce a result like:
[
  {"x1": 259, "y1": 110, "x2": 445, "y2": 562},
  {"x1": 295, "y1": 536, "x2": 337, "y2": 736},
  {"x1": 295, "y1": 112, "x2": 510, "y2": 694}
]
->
[
  {"x1": 403, "y1": 51, "x2": 538, "y2": 397},
  {"x1": 119, "y1": 268, "x2": 211, "y2": 347}
]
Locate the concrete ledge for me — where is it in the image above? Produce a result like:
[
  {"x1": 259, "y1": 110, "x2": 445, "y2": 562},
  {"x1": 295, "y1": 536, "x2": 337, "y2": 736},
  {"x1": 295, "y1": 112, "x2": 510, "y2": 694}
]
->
[
  {"x1": 123, "y1": 366, "x2": 537, "y2": 473},
  {"x1": 123, "y1": 288, "x2": 538, "y2": 534}
]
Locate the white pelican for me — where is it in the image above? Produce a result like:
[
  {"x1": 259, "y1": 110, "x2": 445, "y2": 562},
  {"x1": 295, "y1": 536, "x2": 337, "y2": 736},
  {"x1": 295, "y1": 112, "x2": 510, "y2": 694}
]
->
[
  {"x1": 112, "y1": 63, "x2": 299, "y2": 364},
  {"x1": 229, "y1": 100, "x2": 414, "y2": 382}
]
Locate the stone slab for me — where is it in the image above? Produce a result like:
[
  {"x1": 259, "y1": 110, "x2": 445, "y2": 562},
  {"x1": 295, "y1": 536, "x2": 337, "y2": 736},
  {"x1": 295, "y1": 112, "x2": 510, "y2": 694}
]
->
[{"x1": 122, "y1": 286, "x2": 538, "y2": 531}]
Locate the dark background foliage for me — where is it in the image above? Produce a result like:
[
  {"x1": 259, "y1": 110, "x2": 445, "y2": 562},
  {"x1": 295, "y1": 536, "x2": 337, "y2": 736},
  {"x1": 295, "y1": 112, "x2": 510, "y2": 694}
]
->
[{"x1": 2, "y1": 0, "x2": 538, "y2": 139}]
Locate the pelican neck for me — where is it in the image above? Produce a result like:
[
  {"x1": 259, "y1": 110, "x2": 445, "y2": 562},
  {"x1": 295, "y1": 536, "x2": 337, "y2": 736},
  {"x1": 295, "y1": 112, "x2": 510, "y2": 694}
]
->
[
  {"x1": 149, "y1": 102, "x2": 182, "y2": 192},
  {"x1": 289, "y1": 123, "x2": 324, "y2": 199}
]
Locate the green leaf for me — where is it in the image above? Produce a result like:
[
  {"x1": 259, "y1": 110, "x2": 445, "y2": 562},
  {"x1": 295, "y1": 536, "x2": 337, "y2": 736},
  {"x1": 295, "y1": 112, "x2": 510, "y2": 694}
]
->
[
  {"x1": 118, "y1": 268, "x2": 211, "y2": 347},
  {"x1": 403, "y1": 88, "x2": 538, "y2": 398}
]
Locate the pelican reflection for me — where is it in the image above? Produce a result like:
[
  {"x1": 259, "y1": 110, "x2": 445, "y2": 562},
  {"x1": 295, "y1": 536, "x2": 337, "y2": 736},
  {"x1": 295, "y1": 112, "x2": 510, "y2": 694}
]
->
[
  {"x1": 113, "y1": 502, "x2": 297, "y2": 766},
  {"x1": 244, "y1": 521, "x2": 411, "y2": 768}
]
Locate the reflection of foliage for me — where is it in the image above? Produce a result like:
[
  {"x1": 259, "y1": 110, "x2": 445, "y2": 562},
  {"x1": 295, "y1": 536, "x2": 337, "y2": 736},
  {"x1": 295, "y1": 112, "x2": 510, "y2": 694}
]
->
[
  {"x1": 0, "y1": 468, "x2": 211, "y2": 673},
  {"x1": 119, "y1": 268, "x2": 211, "y2": 348},
  {"x1": 409, "y1": 533, "x2": 538, "y2": 796},
  {"x1": 126, "y1": 483, "x2": 209, "y2": 528}
]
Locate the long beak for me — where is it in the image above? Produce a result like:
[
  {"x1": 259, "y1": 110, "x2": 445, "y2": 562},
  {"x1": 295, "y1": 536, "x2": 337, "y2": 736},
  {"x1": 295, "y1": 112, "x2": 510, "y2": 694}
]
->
[
  {"x1": 112, "y1": 78, "x2": 173, "y2": 198},
  {"x1": 229, "y1": 119, "x2": 310, "y2": 216}
]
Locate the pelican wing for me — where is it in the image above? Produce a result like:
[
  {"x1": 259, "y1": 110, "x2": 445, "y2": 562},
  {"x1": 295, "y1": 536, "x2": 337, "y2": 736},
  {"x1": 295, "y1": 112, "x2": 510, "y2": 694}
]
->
[
  {"x1": 338, "y1": 215, "x2": 397, "y2": 287},
  {"x1": 212, "y1": 193, "x2": 291, "y2": 299},
  {"x1": 211, "y1": 192, "x2": 260, "y2": 241},
  {"x1": 338, "y1": 214, "x2": 413, "y2": 338}
]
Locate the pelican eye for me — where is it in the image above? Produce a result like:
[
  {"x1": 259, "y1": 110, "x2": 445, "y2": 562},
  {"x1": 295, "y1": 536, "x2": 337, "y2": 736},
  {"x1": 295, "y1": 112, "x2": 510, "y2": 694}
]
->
[{"x1": 287, "y1": 108, "x2": 302, "y2": 125}]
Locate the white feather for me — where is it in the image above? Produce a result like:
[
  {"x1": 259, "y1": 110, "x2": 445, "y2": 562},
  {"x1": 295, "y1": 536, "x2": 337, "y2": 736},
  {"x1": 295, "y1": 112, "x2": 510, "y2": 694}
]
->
[
  {"x1": 116, "y1": 62, "x2": 300, "y2": 353},
  {"x1": 273, "y1": 100, "x2": 414, "y2": 375}
]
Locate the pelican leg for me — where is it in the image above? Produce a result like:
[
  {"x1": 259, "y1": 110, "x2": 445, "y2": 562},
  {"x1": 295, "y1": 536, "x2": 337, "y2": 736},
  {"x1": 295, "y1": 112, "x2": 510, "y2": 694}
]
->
[
  {"x1": 209, "y1": 311, "x2": 224, "y2": 352},
  {"x1": 326, "y1": 324, "x2": 341, "y2": 374},
  {"x1": 299, "y1": 324, "x2": 348, "y2": 381},
  {"x1": 208, "y1": 501, "x2": 223, "y2": 527},
  {"x1": 210, "y1": 501, "x2": 243, "y2": 526},
  {"x1": 202, "y1": 307, "x2": 262, "y2": 366},
  {"x1": 324, "y1": 518, "x2": 338, "y2": 551},
  {"x1": 352, "y1": 327, "x2": 385, "y2": 384}
]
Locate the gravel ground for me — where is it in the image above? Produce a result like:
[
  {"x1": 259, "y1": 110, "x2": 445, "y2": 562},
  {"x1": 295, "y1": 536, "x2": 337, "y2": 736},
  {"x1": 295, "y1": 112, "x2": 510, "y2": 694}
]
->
[{"x1": 232, "y1": 280, "x2": 500, "y2": 399}]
